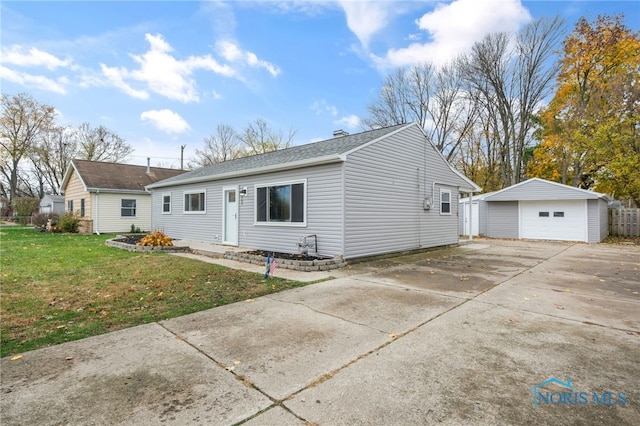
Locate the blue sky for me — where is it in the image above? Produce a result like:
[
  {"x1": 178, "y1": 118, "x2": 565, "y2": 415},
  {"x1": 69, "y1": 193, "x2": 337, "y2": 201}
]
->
[{"x1": 2, "y1": 0, "x2": 638, "y2": 168}]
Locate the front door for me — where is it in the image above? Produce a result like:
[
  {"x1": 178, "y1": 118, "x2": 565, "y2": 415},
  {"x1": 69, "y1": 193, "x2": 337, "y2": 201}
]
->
[{"x1": 223, "y1": 187, "x2": 238, "y2": 245}]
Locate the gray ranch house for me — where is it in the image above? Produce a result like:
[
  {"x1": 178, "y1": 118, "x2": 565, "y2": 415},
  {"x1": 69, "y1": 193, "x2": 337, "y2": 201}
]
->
[
  {"x1": 147, "y1": 123, "x2": 480, "y2": 260},
  {"x1": 459, "y1": 178, "x2": 609, "y2": 243}
]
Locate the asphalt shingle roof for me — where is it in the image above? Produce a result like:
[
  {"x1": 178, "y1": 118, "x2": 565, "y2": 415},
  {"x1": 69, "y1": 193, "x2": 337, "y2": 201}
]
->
[
  {"x1": 152, "y1": 123, "x2": 411, "y2": 187},
  {"x1": 72, "y1": 160, "x2": 186, "y2": 191}
]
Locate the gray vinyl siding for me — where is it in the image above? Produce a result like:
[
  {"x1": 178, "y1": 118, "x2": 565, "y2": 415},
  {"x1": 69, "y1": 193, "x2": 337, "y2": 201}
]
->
[
  {"x1": 343, "y1": 125, "x2": 462, "y2": 259},
  {"x1": 152, "y1": 163, "x2": 344, "y2": 257},
  {"x1": 478, "y1": 199, "x2": 488, "y2": 235},
  {"x1": 486, "y1": 201, "x2": 519, "y2": 238},
  {"x1": 586, "y1": 199, "x2": 608, "y2": 243}
]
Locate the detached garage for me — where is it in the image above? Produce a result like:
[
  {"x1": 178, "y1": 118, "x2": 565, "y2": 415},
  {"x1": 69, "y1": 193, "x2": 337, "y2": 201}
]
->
[{"x1": 461, "y1": 178, "x2": 609, "y2": 243}]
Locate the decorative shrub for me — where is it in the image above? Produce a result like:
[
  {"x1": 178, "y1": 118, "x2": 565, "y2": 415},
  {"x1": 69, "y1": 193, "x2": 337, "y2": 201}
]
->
[
  {"x1": 137, "y1": 230, "x2": 173, "y2": 247},
  {"x1": 55, "y1": 212, "x2": 80, "y2": 233},
  {"x1": 32, "y1": 212, "x2": 60, "y2": 231}
]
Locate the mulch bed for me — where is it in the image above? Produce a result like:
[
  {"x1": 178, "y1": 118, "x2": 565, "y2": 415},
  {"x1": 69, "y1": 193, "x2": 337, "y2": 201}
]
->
[{"x1": 114, "y1": 234, "x2": 146, "y2": 245}]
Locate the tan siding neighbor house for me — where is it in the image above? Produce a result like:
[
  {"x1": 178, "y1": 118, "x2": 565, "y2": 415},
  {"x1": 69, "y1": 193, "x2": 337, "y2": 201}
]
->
[{"x1": 61, "y1": 160, "x2": 185, "y2": 234}]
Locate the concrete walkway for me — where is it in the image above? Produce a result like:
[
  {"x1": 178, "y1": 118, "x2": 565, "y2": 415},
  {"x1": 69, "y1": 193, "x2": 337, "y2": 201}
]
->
[{"x1": 1, "y1": 240, "x2": 639, "y2": 425}]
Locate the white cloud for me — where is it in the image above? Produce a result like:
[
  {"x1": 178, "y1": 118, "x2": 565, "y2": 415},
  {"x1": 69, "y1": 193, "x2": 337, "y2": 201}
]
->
[
  {"x1": 373, "y1": 0, "x2": 532, "y2": 68},
  {"x1": 335, "y1": 114, "x2": 361, "y2": 129},
  {"x1": 311, "y1": 99, "x2": 338, "y2": 116},
  {"x1": 0, "y1": 66, "x2": 66, "y2": 94},
  {"x1": 1, "y1": 45, "x2": 73, "y2": 70},
  {"x1": 215, "y1": 40, "x2": 281, "y2": 77},
  {"x1": 101, "y1": 33, "x2": 234, "y2": 103},
  {"x1": 140, "y1": 109, "x2": 191, "y2": 134},
  {"x1": 338, "y1": 0, "x2": 396, "y2": 48}
]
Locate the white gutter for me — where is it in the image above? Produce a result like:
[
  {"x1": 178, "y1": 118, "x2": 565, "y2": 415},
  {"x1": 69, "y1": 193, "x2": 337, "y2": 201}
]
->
[{"x1": 146, "y1": 154, "x2": 344, "y2": 190}]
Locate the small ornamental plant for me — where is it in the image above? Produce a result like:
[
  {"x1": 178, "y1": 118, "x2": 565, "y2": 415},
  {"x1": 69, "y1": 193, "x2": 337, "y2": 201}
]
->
[{"x1": 136, "y1": 230, "x2": 173, "y2": 247}]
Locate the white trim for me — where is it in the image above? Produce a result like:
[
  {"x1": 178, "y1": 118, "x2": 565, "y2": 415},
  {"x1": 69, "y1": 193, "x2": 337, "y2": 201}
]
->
[
  {"x1": 254, "y1": 178, "x2": 307, "y2": 227},
  {"x1": 183, "y1": 189, "x2": 207, "y2": 214},
  {"x1": 161, "y1": 193, "x2": 172, "y2": 215},
  {"x1": 440, "y1": 189, "x2": 452, "y2": 215},
  {"x1": 484, "y1": 178, "x2": 608, "y2": 201}
]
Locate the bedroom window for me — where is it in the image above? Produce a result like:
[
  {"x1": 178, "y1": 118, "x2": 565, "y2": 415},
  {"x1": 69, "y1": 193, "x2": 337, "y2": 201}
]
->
[
  {"x1": 162, "y1": 194, "x2": 171, "y2": 214},
  {"x1": 256, "y1": 181, "x2": 305, "y2": 225},
  {"x1": 121, "y1": 199, "x2": 136, "y2": 217},
  {"x1": 184, "y1": 191, "x2": 206, "y2": 213},
  {"x1": 440, "y1": 189, "x2": 451, "y2": 215},
  {"x1": 67, "y1": 200, "x2": 73, "y2": 213}
]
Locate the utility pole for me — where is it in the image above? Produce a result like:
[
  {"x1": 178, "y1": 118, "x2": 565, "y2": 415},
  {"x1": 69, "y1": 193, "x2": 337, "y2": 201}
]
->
[{"x1": 180, "y1": 145, "x2": 186, "y2": 170}]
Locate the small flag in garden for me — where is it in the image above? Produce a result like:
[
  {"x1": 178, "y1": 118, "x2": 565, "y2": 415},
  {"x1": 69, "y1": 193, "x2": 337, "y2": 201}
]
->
[{"x1": 269, "y1": 256, "x2": 277, "y2": 275}]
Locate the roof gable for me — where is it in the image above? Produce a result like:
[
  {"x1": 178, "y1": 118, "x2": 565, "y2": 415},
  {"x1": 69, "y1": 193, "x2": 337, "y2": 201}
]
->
[
  {"x1": 484, "y1": 178, "x2": 608, "y2": 201},
  {"x1": 62, "y1": 160, "x2": 185, "y2": 193}
]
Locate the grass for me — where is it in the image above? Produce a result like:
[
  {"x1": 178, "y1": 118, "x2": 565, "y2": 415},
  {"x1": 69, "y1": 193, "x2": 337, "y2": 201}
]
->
[{"x1": 0, "y1": 225, "x2": 309, "y2": 358}]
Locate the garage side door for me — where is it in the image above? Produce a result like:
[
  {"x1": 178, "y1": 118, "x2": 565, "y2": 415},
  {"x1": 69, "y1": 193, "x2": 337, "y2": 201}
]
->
[{"x1": 520, "y1": 200, "x2": 587, "y2": 242}]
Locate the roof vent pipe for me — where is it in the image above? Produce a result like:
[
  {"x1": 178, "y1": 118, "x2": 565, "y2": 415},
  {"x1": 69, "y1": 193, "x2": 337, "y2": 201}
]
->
[
  {"x1": 333, "y1": 129, "x2": 349, "y2": 138},
  {"x1": 146, "y1": 157, "x2": 151, "y2": 174}
]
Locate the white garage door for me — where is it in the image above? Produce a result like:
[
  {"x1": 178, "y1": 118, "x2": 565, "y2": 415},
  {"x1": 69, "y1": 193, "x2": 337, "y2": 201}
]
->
[{"x1": 520, "y1": 200, "x2": 587, "y2": 242}]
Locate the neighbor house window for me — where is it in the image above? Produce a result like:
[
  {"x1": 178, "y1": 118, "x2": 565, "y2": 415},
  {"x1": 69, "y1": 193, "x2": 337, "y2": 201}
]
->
[
  {"x1": 162, "y1": 194, "x2": 171, "y2": 214},
  {"x1": 67, "y1": 200, "x2": 73, "y2": 213},
  {"x1": 184, "y1": 190, "x2": 206, "y2": 213},
  {"x1": 121, "y1": 199, "x2": 136, "y2": 217},
  {"x1": 440, "y1": 189, "x2": 451, "y2": 214},
  {"x1": 256, "y1": 181, "x2": 305, "y2": 225},
  {"x1": 80, "y1": 199, "x2": 85, "y2": 217}
]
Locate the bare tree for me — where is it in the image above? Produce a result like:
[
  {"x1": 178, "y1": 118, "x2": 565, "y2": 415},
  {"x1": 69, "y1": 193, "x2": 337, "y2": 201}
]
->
[
  {"x1": 191, "y1": 124, "x2": 242, "y2": 167},
  {"x1": 76, "y1": 122, "x2": 133, "y2": 162},
  {"x1": 0, "y1": 93, "x2": 56, "y2": 203},
  {"x1": 30, "y1": 125, "x2": 77, "y2": 195},
  {"x1": 239, "y1": 118, "x2": 296, "y2": 156},
  {"x1": 461, "y1": 16, "x2": 563, "y2": 186}
]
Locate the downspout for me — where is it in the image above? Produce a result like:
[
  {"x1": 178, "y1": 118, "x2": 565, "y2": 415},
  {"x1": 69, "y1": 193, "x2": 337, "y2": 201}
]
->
[
  {"x1": 94, "y1": 190, "x2": 100, "y2": 235},
  {"x1": 468, "y1": 192, "x2": 474, "y2": 241}
]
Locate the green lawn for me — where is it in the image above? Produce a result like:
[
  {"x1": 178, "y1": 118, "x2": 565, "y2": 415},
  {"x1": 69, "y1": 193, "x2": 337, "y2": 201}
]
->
[{"x1": 0, "y1": 226, "x2": 307, "y2": 357}]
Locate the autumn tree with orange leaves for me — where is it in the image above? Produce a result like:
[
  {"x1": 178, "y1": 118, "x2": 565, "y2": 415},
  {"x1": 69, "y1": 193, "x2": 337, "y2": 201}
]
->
[{"x1": 528, "y1": 15, "x2": 640, "y2": 204}]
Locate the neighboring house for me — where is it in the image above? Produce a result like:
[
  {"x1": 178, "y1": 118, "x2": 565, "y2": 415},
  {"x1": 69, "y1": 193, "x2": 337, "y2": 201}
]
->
[
  {"x1": 459, "y1": 178, "x2": 609, "y2": 243},
  {"x1": 147, "y1": 123, "x2": 481, "y2": 260},
  {"x1": 61, "y1": 160, "x2": 186, "y2": 234},
  {"x1": 39, "y1": 194, "x2": 65, "y2": 214}
]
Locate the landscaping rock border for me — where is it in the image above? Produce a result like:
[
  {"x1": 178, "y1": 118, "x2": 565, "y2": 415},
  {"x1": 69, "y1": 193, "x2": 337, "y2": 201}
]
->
[
  {"x1": 223, "y1": 251, "x2": 347, "y2": 272},
  {"x1": 106, "y1": 236, "x2": 190, "y2": 253}
]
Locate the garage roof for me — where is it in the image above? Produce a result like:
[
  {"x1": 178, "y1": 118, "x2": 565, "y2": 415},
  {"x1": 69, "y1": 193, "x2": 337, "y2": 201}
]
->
[{"x1": 483, "y1": 178, "x2": 609, "y2": 202}]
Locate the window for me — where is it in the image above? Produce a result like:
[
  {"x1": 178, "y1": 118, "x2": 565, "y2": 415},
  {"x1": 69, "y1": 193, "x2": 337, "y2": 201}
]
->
[
  {"x1": 184, "y1": 191, "x2": 206, "y2": 213},
  {"x1": 80, "y1": 199, "x2": 85, "y2": 217},
  {"x1": 256, "y1": 181, "x2": 305, "y2": 225},
  {"x1": 539, "y1": 212, "x2": 550, "y2": 217},
  {"x1": 67, "y1": 200, "x2": 73, "y2": 213},
  {"x1": 553, "y1": 211, "x2": 565, "y2": 218},
  {"x1": 121, "y1": 199, "x2": 136, "y2": 217},
  {"x1": 440, "y1": 189, "x2": 451, "y2": 214},
  {"x1": 162, "y1": 194, "x2": 171, "y2": 214}
]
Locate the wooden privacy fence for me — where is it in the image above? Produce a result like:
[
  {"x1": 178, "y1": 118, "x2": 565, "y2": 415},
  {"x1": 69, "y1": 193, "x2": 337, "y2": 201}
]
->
[{"x1": 609, "y1": 208, "x2": 640, "y2": 237}]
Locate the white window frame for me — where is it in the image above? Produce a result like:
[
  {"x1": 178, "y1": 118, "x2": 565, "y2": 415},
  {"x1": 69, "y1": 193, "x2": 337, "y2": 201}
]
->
[
  {"x1": 121, "y1": 199, "x2": 137, "y2": 218},
  {"x1": 162, "y1": 193, "x2": 172, "y2": 215},
  {"x1": 254, "y1": 179, "x2": 307, "y2": 227},
  {"x1": 440, "y1": 189, "x2": 452, "y2": 215},
  {"x1": 183, "y1": 189, "x2": 206, "y2": 214}
]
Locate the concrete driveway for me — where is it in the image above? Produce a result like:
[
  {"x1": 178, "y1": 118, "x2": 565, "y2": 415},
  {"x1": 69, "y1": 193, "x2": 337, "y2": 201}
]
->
[{"x1": 2, "y1": 240, "x2": 639, "y2": 425}]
